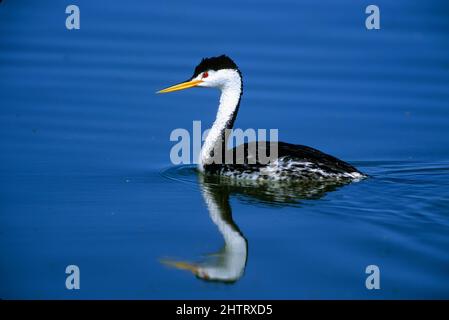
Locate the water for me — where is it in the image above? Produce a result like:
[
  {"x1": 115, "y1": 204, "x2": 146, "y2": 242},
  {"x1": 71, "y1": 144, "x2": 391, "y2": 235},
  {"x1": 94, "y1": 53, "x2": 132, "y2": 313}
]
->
[{"x1": 0, "y1": 0, "x2": 448, "y2": 299}]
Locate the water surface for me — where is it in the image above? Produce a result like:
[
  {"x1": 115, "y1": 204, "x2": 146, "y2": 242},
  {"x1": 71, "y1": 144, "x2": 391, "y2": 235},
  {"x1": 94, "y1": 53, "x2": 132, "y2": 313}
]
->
[{"x1": 0, "y1": 0, "x2": 449, "y2": 299}]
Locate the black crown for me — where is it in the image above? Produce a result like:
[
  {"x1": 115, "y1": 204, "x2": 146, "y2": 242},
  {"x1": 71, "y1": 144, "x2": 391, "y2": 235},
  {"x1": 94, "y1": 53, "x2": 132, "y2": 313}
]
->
[{"x1": 192, "y1": 55, "x2": 239, "y2": 78}]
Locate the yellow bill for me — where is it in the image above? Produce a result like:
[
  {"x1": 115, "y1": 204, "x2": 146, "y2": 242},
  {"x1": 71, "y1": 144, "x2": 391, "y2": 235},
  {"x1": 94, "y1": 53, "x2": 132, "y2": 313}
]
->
[
  {"x1": 157, "y1": 79, "x2": 203, "y2": 94},
  {"x1": 160, "y1": 259, "x2": 200, "y2": 275}
]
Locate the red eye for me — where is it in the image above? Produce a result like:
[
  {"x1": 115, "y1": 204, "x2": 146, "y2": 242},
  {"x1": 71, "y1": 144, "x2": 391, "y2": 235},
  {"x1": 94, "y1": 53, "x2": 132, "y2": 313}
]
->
[{"x1": 202, "y1": 72, "x2": 208, "y2": 78}]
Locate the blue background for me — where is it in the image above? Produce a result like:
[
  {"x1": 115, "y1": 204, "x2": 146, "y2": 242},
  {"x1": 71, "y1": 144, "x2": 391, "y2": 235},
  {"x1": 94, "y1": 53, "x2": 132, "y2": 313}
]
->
[{"x1": 0, "y1": 0, "x2": 448, "y2": 298}]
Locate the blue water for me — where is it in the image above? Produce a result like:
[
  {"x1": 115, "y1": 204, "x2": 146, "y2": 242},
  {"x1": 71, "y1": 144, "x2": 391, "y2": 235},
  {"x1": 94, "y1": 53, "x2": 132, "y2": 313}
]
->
[{"x1": 1, "y1": 0, "x2": 449, "y2": 299}]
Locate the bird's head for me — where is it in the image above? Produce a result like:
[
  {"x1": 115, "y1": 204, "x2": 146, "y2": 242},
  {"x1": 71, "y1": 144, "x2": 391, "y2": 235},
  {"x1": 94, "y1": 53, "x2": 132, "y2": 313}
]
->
[{"x1": 157, "y1": 55, "x2": 242, "y2": 93}]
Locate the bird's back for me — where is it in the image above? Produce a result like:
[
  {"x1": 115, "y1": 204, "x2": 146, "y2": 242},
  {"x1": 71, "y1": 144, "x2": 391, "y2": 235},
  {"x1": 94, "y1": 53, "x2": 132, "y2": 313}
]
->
[{"x1": 203, "y1": 141, "x2": 365, "y2": 181}]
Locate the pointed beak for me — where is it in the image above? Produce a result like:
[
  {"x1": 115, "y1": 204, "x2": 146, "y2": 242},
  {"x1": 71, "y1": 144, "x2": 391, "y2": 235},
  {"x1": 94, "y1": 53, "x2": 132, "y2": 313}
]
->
[
  {"x1": 160, "y1": 259, "x2": 200, "y2": 275},
  {"x1": 156, "y1": 79, "x2": 203, "y2": 94}
]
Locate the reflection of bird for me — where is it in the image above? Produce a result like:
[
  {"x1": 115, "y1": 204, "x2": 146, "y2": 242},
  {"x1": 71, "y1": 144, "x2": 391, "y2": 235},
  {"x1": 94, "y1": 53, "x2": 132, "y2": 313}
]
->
[
  {"x1": 161, "y1": 174, "x2": 248, "y2": 283},
  {"x1": 160, "y1": 171, "x2": 349, "y2": 283},
  {"x1": 158, "y1": 55, "x2": 365, "y2": 182}
]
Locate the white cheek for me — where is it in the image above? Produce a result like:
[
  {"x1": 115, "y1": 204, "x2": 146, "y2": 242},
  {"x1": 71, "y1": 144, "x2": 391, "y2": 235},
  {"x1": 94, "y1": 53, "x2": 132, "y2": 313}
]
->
[
  {"x1": 200, "y1": 76, "x2": 220, "y2": 88},
  {"x1": 211, "y1": 74, "x2": 228, "y2": 87},
  {"x1": 209, "y1": 78, "x2": 221, "y2": 87}
]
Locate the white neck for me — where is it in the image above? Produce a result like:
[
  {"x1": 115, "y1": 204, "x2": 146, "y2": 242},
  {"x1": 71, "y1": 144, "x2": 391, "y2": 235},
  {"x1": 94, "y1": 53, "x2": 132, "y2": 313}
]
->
[{"x1": 198, "y1": 72, "x2": 242, "y2": 170}]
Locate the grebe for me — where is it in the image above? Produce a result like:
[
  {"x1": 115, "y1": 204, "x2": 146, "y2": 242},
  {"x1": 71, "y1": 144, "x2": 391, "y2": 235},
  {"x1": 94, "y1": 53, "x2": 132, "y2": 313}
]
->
[{"x1": 158, "y1": 55, "x2": 365, "y2": 181}]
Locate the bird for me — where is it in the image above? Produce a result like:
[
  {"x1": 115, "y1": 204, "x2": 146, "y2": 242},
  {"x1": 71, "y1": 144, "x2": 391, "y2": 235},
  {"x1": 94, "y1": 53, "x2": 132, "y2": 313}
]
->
[{"x1": 157, "y1": 55, "x2": 365, "y2": 182}]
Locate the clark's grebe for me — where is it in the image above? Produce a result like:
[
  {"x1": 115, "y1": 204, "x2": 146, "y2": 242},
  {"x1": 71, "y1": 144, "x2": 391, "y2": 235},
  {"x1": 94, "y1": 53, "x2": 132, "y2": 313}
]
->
[{"x1": 158, "y1": 55, "x2": 365, "y2": 182}]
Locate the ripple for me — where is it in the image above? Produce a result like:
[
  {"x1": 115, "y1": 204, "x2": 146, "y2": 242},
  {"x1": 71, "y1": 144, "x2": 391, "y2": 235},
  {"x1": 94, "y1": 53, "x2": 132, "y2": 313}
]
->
[
  {"x1": 161, "y1": 164, "x2": 363, "y2": 207},
  {"x1": 160, "y1": 161, "x2": 449, "y2": 228}
]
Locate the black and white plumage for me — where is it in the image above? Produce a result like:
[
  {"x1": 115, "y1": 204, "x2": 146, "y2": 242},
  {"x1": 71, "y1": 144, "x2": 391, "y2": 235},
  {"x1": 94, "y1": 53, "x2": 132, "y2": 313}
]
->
[
  {"x1": 158, "y1": 55, "x2": 365, "y2": 182},
  {"x1": 205, "y1": 141, "x2": 364, "y2": 181}
]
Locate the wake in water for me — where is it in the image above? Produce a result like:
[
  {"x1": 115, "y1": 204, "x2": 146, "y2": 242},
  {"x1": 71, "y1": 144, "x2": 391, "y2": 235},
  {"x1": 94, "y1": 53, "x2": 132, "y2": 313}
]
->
[{"x1": 162, "y1": 164, "x2": 361, "y2": 206}]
